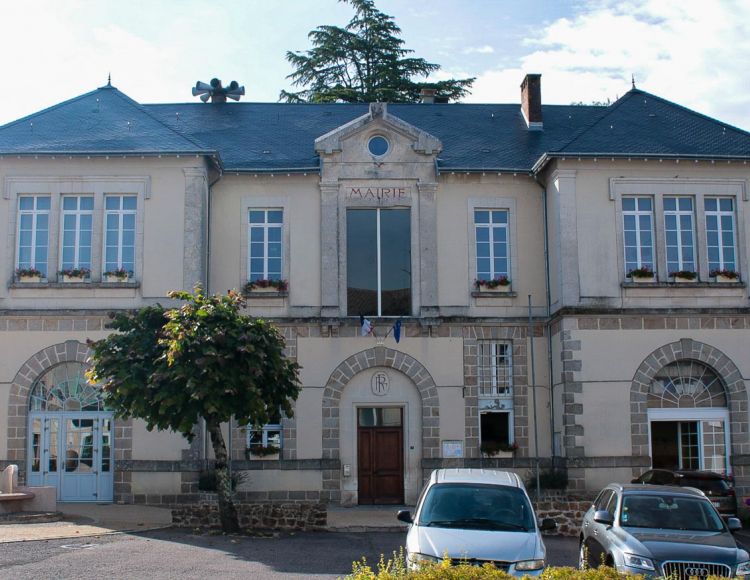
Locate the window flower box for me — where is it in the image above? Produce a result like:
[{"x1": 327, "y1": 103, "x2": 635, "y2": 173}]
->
[
  {"x1": 244, "y1": 279, "x2": 287, "y2": 294},
  {"x1": 245, "y1": 445, "x2": 280, "y2": 461},
  {"x1": 475, "y1": 276, "x2": 511, "y2": 293},
  {"x1": 480, "y1": 441, "x2": 517, "y2": 458},
  {"x1": 670, "y1": 270, "x2": 698, "y2": 283},
  {"x1": 15, "y1": 268, "x2": 43, "y2": 283},
  {"x1": 103, "y1": 268, "x2": 133, "y2": 283},
  {"x1": 627, "y1": 266, "x2": 655, "y2": 283},
  {"x1": 59, "y1": 268, "x2": 90, "y2": 283},
  {"x1": 711, "y1": 269, "x2": 740, "y2": 283}
]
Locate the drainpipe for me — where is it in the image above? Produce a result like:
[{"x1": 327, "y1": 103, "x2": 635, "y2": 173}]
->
[{"x1": 533, "y1": 172, "x2": 556, "y2": 465}]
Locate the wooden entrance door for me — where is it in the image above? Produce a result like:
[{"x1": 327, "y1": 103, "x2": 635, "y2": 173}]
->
[{"x1": 357, "y1": 407, "x2": 404, "y2": 505}]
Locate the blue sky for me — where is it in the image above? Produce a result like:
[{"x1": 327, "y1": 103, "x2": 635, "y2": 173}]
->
[{"x1": 2, "y1": 0, "x2": 749, "y2": 130}]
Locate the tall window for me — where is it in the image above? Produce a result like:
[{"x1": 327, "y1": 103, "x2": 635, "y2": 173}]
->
[
  {"x1": 61, "y1": 196, "x2": 94, "y2": 272},
  {"x1": 248, "y1": 209, "x2": 283, "y2": 282},
  {"x1": 622, "y1": 197, "x2": 654, "y2": 275},
  {"x1": 478, "y1": 341, "x2": 513, "y2": 397},
  {"x1": 664, "y1": 197, "x2": 696, "y2": 273},
  {"x1": 104, "y1": 195, "x2": 137, "y2": 273},
  {"x1": 705, "y1": 197, "x2": 736, "y2": 273},
  {"x1": 474, "y1": 209, "x2": 509, "y2": 281},
  {"x1": 17, "y1": 196, "x2": 50, "y2": 277},
  {"x1": 347, "y1": 208, "x2": 411, "y2": 316}
]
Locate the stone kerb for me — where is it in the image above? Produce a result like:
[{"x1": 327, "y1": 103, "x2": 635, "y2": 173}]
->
[
  {"x1": 629, "y1": 339, "x2": 748, "y2": 478},
  {"x1": 321, "y1": 346, "x2": 439, "y2": 503}
]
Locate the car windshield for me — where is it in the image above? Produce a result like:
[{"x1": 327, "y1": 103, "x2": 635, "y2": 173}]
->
[
  {"x1": 418, "y1": 483, "x2": 535, "y2": 531},
  {"x1": 621, "y1": 494, "x2": 725, "y2": 532}
]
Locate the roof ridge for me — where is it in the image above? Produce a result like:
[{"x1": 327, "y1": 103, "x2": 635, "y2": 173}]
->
[
  {"x1": 0, "y1": 88, "x2": 102, "y2": 131},
  {"x1": 631, "y1": 89, "x2": 750, "y2": 139},
  {"x1": 552, "y1": 89, "x2": 638, "y2": 153},
  {"x1": 108, "y1": 89, "x2": 214, "y2": 152}
]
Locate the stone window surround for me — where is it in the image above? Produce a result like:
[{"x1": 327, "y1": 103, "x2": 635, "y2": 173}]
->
[
  {"x1": 467, "y1": 197, "x2": 518, "y2": 297},
  {"x1": 629, "y1": 338, "x2": 749, "y2": 478},
  {"x1": 239, "y1": 195, "x2": 290, "y2": 290},
  {"x1": 320, "y1": 345, "x2": 439, "y2": 503},
  {"x1": 610, "y1": 178, "x2": 747, "y2": 282},
  {"x1": 6, "y1": 340, "x2": 134, "y2": 501},
  {"x1": 337, "y1": 189, "x2": 422, "y2": 318},
  {"x1": 5, "y1": 176, "x2": 148, "y2": 283}
]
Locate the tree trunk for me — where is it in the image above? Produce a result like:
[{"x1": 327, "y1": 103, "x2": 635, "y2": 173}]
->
[{"x1": 206, "y1": 419, "x2": 240, "y2": 533}]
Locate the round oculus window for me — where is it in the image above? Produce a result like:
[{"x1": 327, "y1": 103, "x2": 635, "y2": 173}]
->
[{"x1": 367, "y1": 135, "x2": 389, "y2": 157}]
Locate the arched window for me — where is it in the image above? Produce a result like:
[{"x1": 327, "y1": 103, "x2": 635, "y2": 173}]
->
[
  {"x1": 29, "y1": 362, "x2": 106, "y2": 412},
  {"x1": 648, "y1": 360, "x2": 727, "y2": 409}
]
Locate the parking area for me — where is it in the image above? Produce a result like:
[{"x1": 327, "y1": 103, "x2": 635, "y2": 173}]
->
[{"x1": 0, "y1": 529, "x2": 579, "y2": 579}]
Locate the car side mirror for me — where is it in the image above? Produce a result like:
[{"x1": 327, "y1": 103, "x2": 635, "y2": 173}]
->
[
  {"x1": 594, "y1": 510, "x2": 614, "y2": 526},
  {"x1": 539, "y1": 518, "x2": 557, "y2": 531},
  {"x1": 397, "y1": 510, "x2": 413, "y2": 524},
  {"x1": 727, "y1": 517, "x2": 742, "y2": 533}
]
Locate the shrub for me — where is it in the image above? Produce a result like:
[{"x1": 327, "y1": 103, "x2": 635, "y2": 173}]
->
[
  {"x1": 627, "y1": 266, "x2": 654, "y2": 278},
  {"x1": 346, "y1": 552, "x2": 646, "y2": 580},
  {"x1": 197, "y1": 469, "x2": 246, "y2": 492},
  {"x1": 526, "y1": 468, "x2": 568, "y2": 491}
]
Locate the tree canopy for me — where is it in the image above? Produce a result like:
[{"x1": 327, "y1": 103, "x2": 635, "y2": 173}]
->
[
  {"x1": 87, "y1": 288, "x2": 301, "y2": 532},
  {"x1": 280, "y1": 0, "x2": 474, "y2": 103}
]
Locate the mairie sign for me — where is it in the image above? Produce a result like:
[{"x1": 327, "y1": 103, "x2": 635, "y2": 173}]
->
[{"x1": 346, "y1": 186, "x2": 410, "y2": 200}]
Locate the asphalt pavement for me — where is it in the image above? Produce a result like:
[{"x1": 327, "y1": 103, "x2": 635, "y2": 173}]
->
[{"x1": 0, "y1": 528, "x2": 579, "y2": 579}]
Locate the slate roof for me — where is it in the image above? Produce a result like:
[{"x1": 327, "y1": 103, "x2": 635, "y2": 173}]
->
[
  {"x1": 2, "y1": 85, "x2": 749, "y2": 173},
  {"x1": 0, "y1": 85, "x2": 212, "y2": 157}
]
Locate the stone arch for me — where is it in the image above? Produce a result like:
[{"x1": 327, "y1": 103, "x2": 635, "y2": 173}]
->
[
  {"x1": 320, "y1": 346, "x2": 439, "y2": 502},
  {"x1": 630, "y1": 338, "x2": 747, "y2": 460},
  {"x1": 7, "y1": 341, "x2": 132, "y2": 497}
]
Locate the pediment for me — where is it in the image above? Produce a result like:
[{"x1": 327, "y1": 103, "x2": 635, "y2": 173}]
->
[{"x1": 314, "y1": 102, "x2": 442, "y2": 157}]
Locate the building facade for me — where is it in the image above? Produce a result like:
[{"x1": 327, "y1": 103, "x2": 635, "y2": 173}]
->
[{"x1": 1, "y1": 75, "x2": 749, "y2": 505}]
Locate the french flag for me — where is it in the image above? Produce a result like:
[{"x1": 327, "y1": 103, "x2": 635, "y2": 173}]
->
[{"x1": 360, "y1": 315, "x2": 373, "y2": 336}]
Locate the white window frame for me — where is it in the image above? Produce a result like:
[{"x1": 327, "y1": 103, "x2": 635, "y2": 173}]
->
[
  {"x1": 610, "y1": 178, "x2": 747, "y2": 283},
  {"x1": 103, "y1": 195, "x2": 137, "y2": 274},
  {"x1": 479, "y1": 410, "x2": 515, "y2": 450},
  {"x1": 474, "y1": 209, "x2": 510, "y2": 281},
  {"x1": 16, "y1": 195, "x2": 50, "y2": 276},
  {"x1": 647, "y1": 408, "x2": 731, "y2": 474},
  {"x1": 705, "y1": 197, "x2": 737, "y2": 273},
  {"x1": 664, "y1": 196, "x2": 697, "y2": 273},
  {"x1": 247, "y1": 208, "x2": 284, "y2": 282},
  {"x1": 622, "y1": 196, "x2": 655, "y2": 275},
  {"x1": 477, "y1": 341, "x2": 513, "y2": 397},
  {"x1": 246, "y1": 423, "x2": 283, "y2": 450},
  {"x1": 59, "y1": 195, "x2": 94, "y2": 272}
]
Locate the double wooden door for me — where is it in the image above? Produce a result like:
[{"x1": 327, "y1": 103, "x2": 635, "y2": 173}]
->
[{"x1": 357, "y1": 407, "x2": 404, "y2": 505}]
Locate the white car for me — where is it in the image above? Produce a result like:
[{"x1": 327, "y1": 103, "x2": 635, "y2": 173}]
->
[{"x1": 397, "y1": 468, "x2": 556, "y2": 575}]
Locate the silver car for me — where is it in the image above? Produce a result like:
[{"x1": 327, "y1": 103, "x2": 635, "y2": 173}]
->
[
  {"x1": 397, "y1": 469, "x2": 556, "y2": 575},
  {"x1": 580, "y1": 483, "x2": 749, "y2": 578}
]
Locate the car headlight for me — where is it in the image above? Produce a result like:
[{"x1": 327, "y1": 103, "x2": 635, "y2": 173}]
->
[
  {"x1": 409, "y1": 553, "x2": 441, "y2": 564},
  {"x1": 515, "y1": 559, "x2": 545, "y2": 571},
  {"x1": 623, "y1": 554, "x2": 655, "y2": 571},
  {"x1": 736, "y1": 561, "x2": 750, "y2": 576}
]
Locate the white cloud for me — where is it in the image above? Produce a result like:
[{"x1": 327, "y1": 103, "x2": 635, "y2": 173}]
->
[
  {"x1": 463, "y1": 45, "x2": 495, "y2": 55},
  {"x1": 466, "y1": 0, "x2": 750, "y2": 130}
]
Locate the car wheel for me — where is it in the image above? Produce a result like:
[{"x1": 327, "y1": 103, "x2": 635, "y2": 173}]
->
[{"x1": 578, "y1": 542, "x2": 587, "y2": 570}]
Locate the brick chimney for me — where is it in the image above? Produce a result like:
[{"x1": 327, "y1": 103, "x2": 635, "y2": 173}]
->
[{"x1": 520, "y1": 74, "x2": 543, "y2": 130}]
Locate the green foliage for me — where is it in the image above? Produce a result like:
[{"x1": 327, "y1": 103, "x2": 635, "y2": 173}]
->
[
  {"x1": 198, "y1": 469, "x2": 247, "y2": 492},
  {"x1": 526, "y1": 469, "x2": 569, "y2": 491},
  {"x1": 346, "y1": 551, "x2": 644, "y2": 580},
  {"x1": 281, "y1": 0, "x2": 474, "y2": 103},
  {"x1": 87, "y1": 287, "x2": 301, "y2": 441}
]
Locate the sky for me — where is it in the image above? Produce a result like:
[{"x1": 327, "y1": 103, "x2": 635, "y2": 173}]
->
[{"x1": 2, "y1": 0, "x2": 749, "y2": 130}]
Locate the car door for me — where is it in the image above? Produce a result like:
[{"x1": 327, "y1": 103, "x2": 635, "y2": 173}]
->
[
  {"x1": 596, "y1": 490, "x2": 620, "y2": 563},
  {"x1": 583, "y1": 489, "x2": 614, "y2": 568}
]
